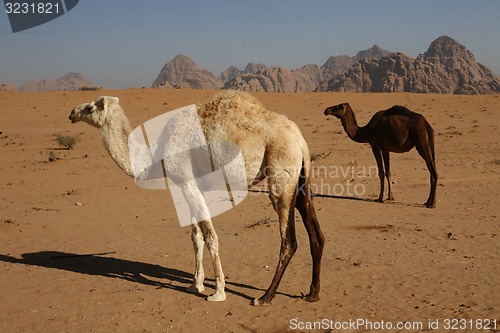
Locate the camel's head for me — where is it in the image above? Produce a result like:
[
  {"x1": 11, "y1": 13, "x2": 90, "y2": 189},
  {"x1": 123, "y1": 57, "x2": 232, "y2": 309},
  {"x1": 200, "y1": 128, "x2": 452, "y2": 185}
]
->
[
  {"x1": 69, "y1": 96, "x2": 120, "y2": 128},
  {"x1": 324, "y1": 103, "x2": 350, "y2": 119}
]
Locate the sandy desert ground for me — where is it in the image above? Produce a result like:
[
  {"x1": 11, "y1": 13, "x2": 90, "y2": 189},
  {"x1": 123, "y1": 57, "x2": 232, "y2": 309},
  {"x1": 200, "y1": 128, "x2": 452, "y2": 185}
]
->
[{"x1": 0, "y1": 89, "x2": 498, "y2": 332}]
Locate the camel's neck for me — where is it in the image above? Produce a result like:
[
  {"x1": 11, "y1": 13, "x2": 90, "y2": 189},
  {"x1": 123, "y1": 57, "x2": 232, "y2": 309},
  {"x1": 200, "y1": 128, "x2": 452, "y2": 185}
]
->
[
  {"x1": 99, "y1": 112, "x2": 134, "y2": 177},
  {"x1": 340, "y1": 107, "x2": 369, "y2": 143}
]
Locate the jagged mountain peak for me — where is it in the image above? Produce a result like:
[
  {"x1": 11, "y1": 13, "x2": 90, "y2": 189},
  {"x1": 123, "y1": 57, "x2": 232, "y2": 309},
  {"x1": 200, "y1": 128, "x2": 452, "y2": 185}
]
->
[
  {"x1": 169, "y1": 54, "x2": 197, "y2": 66},
  {"x1": 425, "y1": 35, "x2": 471, "y2": 59},
  {"x1": 354, "y1": 44, "x2": 390, "y2": 61},
  {"x1": 152, "y1": 54, "x2": 222, "y2": 89}
]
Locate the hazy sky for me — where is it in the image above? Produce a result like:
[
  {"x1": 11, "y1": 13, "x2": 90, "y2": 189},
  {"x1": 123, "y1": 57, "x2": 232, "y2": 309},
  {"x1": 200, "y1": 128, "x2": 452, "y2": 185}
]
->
[{"x1": 1, "y1": 0, "x2": 499, "y2": 89}]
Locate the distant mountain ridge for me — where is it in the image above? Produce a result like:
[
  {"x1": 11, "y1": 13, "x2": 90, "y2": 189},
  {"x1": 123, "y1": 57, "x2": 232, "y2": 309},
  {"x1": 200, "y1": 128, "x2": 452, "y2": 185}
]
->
[
  {"x1": 152, "y1": 45, "x2": 389, "y2": 93},
  {"x1": 19, "y1": 72, "x2": 96, "y2": 92},
  {"x1": 220, "y1": 45, "x2": 389, "y2": 92},
  {"x1": 317, "y1": 36, "x2": 500, "y2": 94},
  {"x1": 153, "y1": 36, "x2": 499, "y2": 94}
]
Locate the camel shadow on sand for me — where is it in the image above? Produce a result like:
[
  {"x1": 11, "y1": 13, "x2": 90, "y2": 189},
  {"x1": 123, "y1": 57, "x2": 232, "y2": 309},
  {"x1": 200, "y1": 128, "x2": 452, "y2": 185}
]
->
[
  {"x1": 0, "y1": 251, "x2": 297, "y2": 302},
  {"x1": 312, "y1": 193, "x2": 427, "y2": 208}
]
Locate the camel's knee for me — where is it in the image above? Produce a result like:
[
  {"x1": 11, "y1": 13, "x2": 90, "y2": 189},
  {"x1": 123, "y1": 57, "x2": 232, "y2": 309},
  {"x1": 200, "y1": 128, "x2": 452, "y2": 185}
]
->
[
  {"x1": 200, "y1": 231, "x2": 219, "y2": 261},
  {"x1": 281, "y1": 236, "x2": 298, "y2": 259},
  {"x1": 432, "y1": 169, "x2": 438, "y2": 182},
  {"x1": 191, "y1": 226, "x2": 204, "y2": 244},
  {"x1": 315, "y1": 231, "x2": 325, "y2": 253},
  {"x1": 268, "y1": 194, "x2": 279, "y2": 212}
]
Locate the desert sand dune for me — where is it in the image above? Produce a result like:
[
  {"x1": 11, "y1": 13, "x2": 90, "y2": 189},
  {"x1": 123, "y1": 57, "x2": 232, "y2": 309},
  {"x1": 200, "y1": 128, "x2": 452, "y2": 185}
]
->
[{"x1": 0, "y1": 89, "x2": 498, "y2": 332}]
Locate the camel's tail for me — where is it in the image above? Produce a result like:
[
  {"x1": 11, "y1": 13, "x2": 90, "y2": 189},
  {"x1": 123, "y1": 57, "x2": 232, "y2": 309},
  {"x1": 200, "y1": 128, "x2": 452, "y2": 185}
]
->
[{"x1": 297, "y1": 143, "x2": 313, "y2": 199}]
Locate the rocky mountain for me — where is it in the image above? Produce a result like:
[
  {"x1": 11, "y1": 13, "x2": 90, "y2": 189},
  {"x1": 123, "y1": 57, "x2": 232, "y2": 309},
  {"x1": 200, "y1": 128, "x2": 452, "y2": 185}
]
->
[
  {"x1": 0, "y1": 82, "x2": 17, "y2": 92},
  {"x1": 243, "y1": 63, "x2": 268, "y2": 74},
  {"x1": 317, "y1": 36, "x2": 500, "y2": 94},
  {"x1": 218, "y1": 66, "x2": 241, "y2": 82},
  {"x1": 224, "y1": 45, "x2": 390, "y2": 93},
  {"x1": 19, "y1": 72, "x2": 96, "y2": 92},
  {"x1": 152, "y1": 54, "x2": 222, "y2": 89}
]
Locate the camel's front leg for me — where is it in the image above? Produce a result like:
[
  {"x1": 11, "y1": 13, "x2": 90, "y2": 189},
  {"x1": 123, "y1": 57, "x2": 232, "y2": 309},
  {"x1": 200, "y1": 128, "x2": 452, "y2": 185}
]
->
[
  {"x1": 186, "y1": 223, "x2": 205, "y2": 293},
  {"x1": 199, "y1": 219, "x2": 226, "y2": 302},
  {"x1": 180, "y1": 181, "x2": 225, "y2": 301},
  {"x1": 372, "y1": 146, "x2": 385, "y2": 202}
]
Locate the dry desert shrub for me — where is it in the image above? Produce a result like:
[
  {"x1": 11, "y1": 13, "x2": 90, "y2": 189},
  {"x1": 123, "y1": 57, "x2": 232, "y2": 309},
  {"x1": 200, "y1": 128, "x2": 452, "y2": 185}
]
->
[{"x1": 55, "y1": 134, "x2": 79, "y2": 150}]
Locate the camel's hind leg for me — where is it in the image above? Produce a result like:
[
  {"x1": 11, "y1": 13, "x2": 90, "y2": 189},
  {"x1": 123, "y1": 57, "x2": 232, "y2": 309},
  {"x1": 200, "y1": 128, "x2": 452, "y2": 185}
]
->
[
  {"x1": 295, "y1": 167, "x2": 324, "y2": 302},
  {"x1": 371, "y1": 146, "x2": 385, "y2": 203},
  {"x1": 382, "y1": 151, "x2": 395, "y2": 201},
  {"x1": 253, "y1": 168, "x2": 299, "y2": 306},
  {"x1": 415, "y1": 124, "x2": 438, "y2": 208}
]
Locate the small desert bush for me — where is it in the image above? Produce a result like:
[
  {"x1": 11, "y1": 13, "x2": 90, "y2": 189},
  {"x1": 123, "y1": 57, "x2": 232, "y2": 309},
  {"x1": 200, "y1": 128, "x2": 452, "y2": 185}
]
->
[
  {"x1": 48, "y1": 150, "x2": 59, "y2": 162},
  {"x1": 56, "y1": 134, "x2": 79, "y2": 150}
]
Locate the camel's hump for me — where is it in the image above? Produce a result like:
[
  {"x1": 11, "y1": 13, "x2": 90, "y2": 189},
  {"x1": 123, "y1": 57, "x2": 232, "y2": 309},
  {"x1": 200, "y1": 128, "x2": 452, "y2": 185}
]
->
[{"x1": 383, "y1": 105, "x2": 418, "y2": 117}]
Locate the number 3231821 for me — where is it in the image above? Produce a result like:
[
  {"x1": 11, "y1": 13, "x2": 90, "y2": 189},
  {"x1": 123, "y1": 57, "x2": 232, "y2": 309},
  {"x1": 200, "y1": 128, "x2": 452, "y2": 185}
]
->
[
  {"x1": 5, "y1": 2, "x2": 60, "y2": 14},
  {"x1": 443, "y1": 319, "x2": 497, "y2": 330}
]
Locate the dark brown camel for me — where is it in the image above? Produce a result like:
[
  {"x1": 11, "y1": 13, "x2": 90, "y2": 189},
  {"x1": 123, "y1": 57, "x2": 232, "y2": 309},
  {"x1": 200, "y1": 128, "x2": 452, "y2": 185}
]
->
[{"x1": 324, "y1": 103, "x2": 437, "y2": 208}]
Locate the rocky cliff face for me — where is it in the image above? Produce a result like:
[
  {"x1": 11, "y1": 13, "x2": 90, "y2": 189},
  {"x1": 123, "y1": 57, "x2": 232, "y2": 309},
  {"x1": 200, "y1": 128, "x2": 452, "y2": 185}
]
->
[
  {"x1": 19, "y1": 72, "x2": 96, "y2": 92},
  {"x1": 224, "y1": 45, "x2": 389, "y2": 93},
  {"x1": 321, "y1": 45, "x2": 390, "y2": 80},
  {"x1": 317, "y1": 36, "x2": 500, "y2": 94},
  {"x1": 152, "y1": 54, "x2": 222, "y2": 89},
  {"x1": 152, "y1": 37, "x2": 498, "y2": 94},
  {"x1": 224, "y1": 64, "x2": 323, "y2": 92}
]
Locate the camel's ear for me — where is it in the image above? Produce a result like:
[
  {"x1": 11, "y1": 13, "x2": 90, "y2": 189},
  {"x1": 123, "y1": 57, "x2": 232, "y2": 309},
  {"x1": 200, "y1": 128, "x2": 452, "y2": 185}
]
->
[{"x1": 93, "y1": 96, "x2": 120, "y2": 111}]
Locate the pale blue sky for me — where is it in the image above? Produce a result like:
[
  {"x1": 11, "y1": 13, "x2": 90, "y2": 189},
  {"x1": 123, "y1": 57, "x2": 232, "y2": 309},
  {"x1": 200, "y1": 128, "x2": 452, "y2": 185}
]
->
[{"x1": 1, "y1": 0, "x2": 499, "y2": 89}]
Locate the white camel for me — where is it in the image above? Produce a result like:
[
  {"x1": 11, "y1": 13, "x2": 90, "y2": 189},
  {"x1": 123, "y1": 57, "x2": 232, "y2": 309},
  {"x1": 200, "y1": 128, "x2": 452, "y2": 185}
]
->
[{"x1": 68, "y1": 91, "x2": 324, "y2": 305}]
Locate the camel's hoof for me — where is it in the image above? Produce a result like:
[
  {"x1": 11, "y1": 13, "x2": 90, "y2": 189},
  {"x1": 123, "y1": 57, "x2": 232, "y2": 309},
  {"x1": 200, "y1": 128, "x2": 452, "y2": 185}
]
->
[
  {"x1": 423, "y1": 199, "x2": 436, "y2": 208},
  {"x1": 387, "y1": 196, "x2": 395, "y2": 201},
  {"x1": 252, "y1": 297, "x2": 272, "y2": 306},
  {"x1": 186, "y1": 284, "x2": 205, "y2": 293},
  {"x1": 375, "y1": 198, "x2": 384, "y2": 203},
  {"x1": 301, "y1": 293, "x2": 320, "y2": 302},
  {"x1": 206, "y1": 292, "x2": 226, "y2": 302}
]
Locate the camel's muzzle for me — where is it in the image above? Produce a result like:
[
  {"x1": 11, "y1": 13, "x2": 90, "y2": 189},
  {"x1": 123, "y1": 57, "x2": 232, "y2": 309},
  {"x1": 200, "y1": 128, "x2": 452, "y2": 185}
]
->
[
  {"x1": 324, "y1": 107, "x2": 342, "y2": 118},
  {"x1": 69, "y1": 112, "x2": 80, "y2": 123}
]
